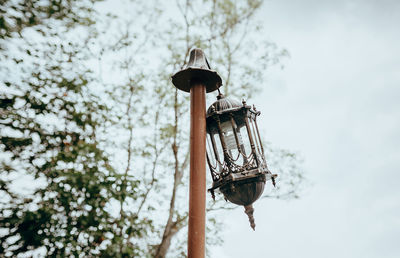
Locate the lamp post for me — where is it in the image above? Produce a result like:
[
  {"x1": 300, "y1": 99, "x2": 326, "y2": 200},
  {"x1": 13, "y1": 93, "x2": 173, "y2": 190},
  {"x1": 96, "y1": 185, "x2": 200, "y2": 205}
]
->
[
  {"x1": 172, "y1": 48, "x2": 277, "y2": 257},
  {"x1": 172, "y1": 48, "x2": 222, "y2": 258}
]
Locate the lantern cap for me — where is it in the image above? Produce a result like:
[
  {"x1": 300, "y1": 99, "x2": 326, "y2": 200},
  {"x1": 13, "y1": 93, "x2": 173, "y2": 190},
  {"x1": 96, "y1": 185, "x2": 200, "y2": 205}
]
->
[
  {"x1": 172, "y1": 48, "x2": 222, "y2": 93},
  {"x1": 206, "y1": 94, "x2": 242, "y2": 116}
]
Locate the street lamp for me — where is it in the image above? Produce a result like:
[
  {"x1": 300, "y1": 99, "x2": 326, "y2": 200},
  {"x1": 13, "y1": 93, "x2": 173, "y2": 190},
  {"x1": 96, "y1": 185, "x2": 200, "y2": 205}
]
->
[
  {"x1": 171, "y1": 48, "x2": 276, "y2": 257},
  {"x1": 206, "y1": 93, "x2": 277, "y2": 230}
]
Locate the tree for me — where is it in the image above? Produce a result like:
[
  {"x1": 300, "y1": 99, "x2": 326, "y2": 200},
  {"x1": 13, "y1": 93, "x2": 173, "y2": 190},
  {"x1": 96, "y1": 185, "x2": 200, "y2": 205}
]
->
[
  {"x1": 0, "y1": 0, "x2": 304, "y2": 257},
  {"x1": 0, "y1": 0, "x2": 98, "y2": 40},
  {"x1": 0, "y1": 0, "x2": 150, "y2": 256}
]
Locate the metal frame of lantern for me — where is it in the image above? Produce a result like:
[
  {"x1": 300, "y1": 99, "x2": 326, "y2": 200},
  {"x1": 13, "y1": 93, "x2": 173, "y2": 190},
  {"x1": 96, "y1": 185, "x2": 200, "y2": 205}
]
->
[{"x1": 206, "y1": 94, "x2": 277, "y2": 229}]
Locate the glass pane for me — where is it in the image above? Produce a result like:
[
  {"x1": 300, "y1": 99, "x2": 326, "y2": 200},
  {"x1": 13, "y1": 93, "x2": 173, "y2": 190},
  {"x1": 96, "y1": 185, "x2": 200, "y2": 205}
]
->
[
  {"x1": 239, "y1": 124, "x2": 252, "y2": 159},
  {"x1": 220, "y1": 120, "x2": 237, "y2": 151},
  {"x1": 206, "y1": 134, "x2": 217, "y2": 167},
  {"x1": 213, "y1": 133, "x2": 224, "y2": 164},
  {"x1": 250, "y1": 119, "x2": 262, "y2": 157}
]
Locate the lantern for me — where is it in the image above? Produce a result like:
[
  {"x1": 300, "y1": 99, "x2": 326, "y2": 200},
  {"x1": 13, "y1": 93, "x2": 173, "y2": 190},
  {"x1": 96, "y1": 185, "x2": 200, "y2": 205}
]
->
[{"x1": 206, "y1": 93, "x2": 277, "y2": 230}]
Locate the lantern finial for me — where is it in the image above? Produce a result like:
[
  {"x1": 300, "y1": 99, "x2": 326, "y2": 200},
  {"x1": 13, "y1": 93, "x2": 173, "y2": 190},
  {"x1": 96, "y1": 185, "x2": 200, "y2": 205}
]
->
[{"x1": 244, "y1": 205, "x2": 256, "y2": 230}]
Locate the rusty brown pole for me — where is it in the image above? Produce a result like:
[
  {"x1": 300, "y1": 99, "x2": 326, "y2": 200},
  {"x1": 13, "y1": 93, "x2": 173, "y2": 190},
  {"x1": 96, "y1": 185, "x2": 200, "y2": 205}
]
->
[{"x1": 188, "y1": 82, "x2": 206, "y2": 258}]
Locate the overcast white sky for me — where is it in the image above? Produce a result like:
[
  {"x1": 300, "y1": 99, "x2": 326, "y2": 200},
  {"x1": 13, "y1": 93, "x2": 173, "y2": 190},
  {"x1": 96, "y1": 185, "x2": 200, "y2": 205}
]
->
[{"x1": 212, "y1": 0, "x2": 400, "y2": 257}]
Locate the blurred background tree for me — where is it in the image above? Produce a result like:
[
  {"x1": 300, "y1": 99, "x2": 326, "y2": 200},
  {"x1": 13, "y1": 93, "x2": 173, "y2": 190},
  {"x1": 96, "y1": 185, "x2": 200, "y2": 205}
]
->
[{"x1": 0, "y1": 0, "x2": 304, "y2": 257}]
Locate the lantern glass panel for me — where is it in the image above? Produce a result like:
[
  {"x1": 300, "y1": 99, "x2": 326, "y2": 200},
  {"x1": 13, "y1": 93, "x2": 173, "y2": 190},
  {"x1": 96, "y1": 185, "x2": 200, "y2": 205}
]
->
[
  {"x1": 212, "y1": 133, "x2": 224, "y2": 165},
  {"x1": 206, "y1": 134, "x2": 217, "y2": 167},
  {"x1": 239, "y1": 125, "x2": 252, "y2": 159},
  {"x1": 221, "y1": 120, "x2": 244, "y2": 162},
  {"x1": 220, "y1": 121, "x2": 236, "y2": 150},
  {"x1": 249, "y1": 119, "x2": 260, "y2": 155},
  {"x1": 250, "y1": 118, "x2": 266, "y2": 164}
]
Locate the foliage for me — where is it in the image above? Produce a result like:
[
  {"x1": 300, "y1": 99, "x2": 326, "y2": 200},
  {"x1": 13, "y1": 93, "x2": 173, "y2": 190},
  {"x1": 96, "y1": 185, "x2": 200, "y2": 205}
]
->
[
  {"x1": 0, "y1": 0, "x2": 149, "y2": 256},
  {"x1": 0, "y1": 0, "x2": 98, "y2": 41}
]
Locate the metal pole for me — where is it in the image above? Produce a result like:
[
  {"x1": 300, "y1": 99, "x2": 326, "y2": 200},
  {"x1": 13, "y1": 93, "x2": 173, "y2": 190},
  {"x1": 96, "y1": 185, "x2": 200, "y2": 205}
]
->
[{"x1": 188, "y1": 82, "x2": 206, "y2": 258}]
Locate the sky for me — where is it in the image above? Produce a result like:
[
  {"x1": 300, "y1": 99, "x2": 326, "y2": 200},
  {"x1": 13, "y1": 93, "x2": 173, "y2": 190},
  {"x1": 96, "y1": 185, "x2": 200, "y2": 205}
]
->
[{"x1": 212, "y1": 0, "x2": 400, "y2": 257}]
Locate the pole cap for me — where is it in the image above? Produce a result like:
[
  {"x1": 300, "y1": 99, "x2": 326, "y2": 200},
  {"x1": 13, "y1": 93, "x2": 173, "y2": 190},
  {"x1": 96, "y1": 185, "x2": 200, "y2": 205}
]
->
[{"x1": 172, "y1": 48, "x2": 222, "y2": 93}]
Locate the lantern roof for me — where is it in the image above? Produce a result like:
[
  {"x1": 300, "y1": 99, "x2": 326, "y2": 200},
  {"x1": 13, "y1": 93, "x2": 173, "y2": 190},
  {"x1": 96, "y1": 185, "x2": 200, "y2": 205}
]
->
[{"x1": 206, "y1": 94, "x2": 242, "y2": 116}]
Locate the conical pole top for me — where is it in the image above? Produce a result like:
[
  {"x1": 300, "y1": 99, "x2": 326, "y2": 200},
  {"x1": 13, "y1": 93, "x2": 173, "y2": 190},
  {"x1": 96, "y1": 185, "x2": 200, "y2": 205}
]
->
[{"x1": 172, "y1": 48, "x2": 222, "y2": 93}]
